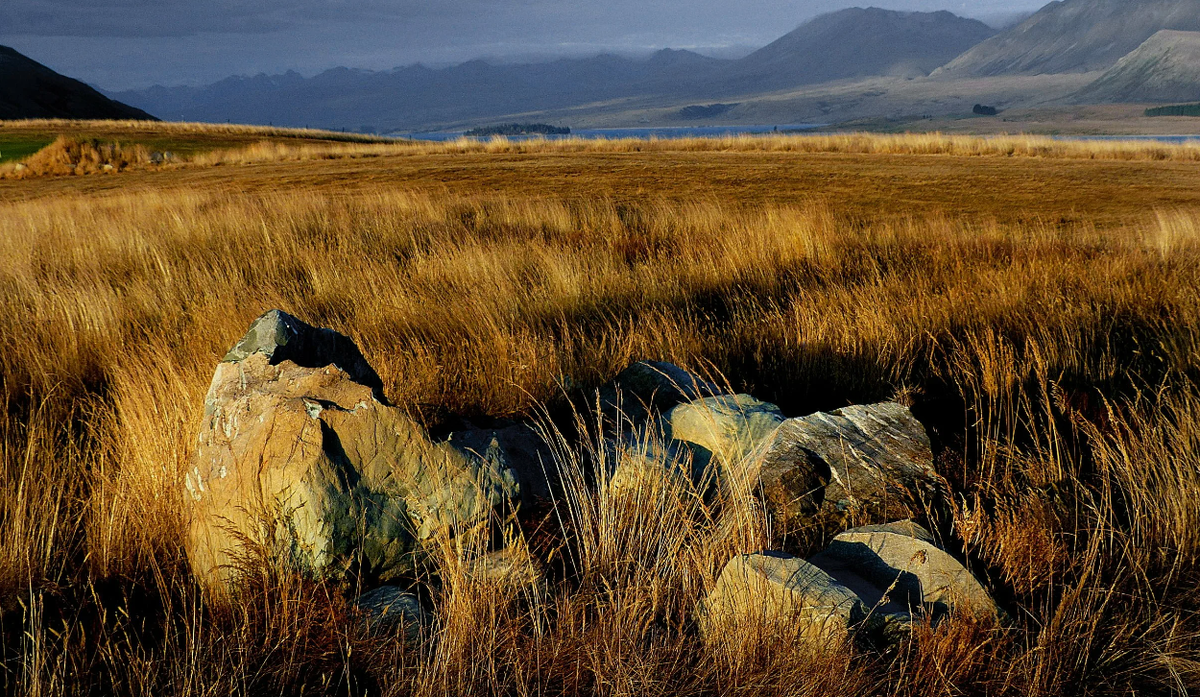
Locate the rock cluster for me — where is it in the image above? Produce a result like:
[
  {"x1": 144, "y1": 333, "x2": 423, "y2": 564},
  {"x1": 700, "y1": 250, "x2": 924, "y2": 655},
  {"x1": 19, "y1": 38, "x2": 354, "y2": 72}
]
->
[
  {"x1": 702, "y1": 520, "x2": 998, "y2": 649},
  {"x1": 185, "y1": 311, "x2": 994, "y2": 648}
]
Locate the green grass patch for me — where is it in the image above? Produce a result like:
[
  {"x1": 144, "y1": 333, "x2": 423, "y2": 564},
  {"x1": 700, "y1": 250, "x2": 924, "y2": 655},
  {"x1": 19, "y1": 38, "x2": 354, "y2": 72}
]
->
[
  {"x1": 1145, "y1": 103, "x2": 1200, "y2": 117},
  {"x1": 0, "y1": 136, "x2": 54, "y2": 163}
]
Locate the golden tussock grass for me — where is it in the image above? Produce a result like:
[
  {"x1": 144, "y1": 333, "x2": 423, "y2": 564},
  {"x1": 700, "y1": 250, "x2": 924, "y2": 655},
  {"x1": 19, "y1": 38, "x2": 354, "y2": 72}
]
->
[
  {"x1": 191, "y1": 131, "x2": 1200, "y2": 167},
  {"x1": 1, "y1": 141, "x2": 1200, "y2": 694}
]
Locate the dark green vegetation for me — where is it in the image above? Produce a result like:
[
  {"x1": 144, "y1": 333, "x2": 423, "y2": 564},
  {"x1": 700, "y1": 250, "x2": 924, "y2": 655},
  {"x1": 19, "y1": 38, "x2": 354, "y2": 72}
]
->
[
  {"x1": 0, "y1": 135, "x2": 52, "y2": 163},
  {"x1": 1146, "y1": 102, "x2": 1200, "y2": 117},
  {"x1": 463, "y1": 123, "x2": 571, "y2": 137}
]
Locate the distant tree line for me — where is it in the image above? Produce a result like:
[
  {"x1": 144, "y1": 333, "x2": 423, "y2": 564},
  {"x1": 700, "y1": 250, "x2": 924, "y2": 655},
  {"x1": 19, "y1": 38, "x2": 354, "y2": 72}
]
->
[
  {"x1": 465, "y1": 123, "x2": 571, "y2": 136},
  {"x1": 1145, "y1": 103, "x2": 1200, "y2": 117}
]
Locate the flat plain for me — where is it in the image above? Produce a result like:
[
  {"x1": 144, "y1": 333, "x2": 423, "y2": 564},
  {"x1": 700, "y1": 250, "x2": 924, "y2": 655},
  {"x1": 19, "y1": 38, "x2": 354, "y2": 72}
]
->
[{"x1": 3, "y1": 124, "x2": 1200, "y2": 696}]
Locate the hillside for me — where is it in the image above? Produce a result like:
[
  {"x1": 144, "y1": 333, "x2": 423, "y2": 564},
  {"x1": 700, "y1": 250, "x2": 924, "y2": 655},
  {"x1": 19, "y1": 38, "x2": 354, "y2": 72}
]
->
[
  {"x1": 0, "y1": 45, "x2": 155, "y2": 120},
  {"x1": 936, "y1": 0, "x2": 1200, "y2": 77},
  {"x1": 717, "y1": 8, "x2": 996, "y2": 93},
  {"x1": 1074, "y1": 30, "x2": 1200, "y2": 103}
]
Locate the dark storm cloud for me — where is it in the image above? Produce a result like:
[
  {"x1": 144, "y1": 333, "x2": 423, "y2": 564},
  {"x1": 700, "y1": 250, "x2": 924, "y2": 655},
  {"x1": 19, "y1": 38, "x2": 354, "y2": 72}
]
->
[
  {"x1": 0, "y1": 0, "x2": 1047, "y2": 88},
  {"x1": 1, "y1": 0, "x2": 1041, "y2": 37},
  {"x1": 0, "y1": 0, "x2": 520, "y2": 37}
]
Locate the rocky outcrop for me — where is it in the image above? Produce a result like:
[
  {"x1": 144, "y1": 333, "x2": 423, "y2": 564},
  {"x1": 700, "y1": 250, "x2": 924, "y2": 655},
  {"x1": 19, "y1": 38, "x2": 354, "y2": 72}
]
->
[
  {"x1": 185, "y1": 310, "x2": 520, "y2": 595},
  {"x1": 702, "y1": 521, "x2": 997, "y2": 652}
]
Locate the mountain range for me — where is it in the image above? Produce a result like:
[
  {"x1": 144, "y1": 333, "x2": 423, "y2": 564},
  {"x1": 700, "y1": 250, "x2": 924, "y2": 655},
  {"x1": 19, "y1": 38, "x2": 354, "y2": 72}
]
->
[
  {"x1": 10, "y1": 0, "x2": 1200, "y2": 130},
  {"x1": 1074, "y1": 30, "x2": 1200, "y2": 103},
  {"x1": 107, "y1": 8, "x2": 999, "y2": 132}
]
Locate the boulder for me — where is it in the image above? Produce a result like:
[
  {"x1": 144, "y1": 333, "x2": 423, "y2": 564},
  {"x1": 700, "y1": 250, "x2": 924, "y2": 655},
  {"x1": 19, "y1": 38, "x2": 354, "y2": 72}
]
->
[
  {"x1": 666, "y1": 394, "x2": 785, "y2": 473},
  {"x1": 756, "y1": 402, "x2": 941, "y2": 524},
  {"x1": 185, "y1": 310, "x2": 520, "y2": 595},
  {"x1": 808, "y1": 520, "x2": 998, "y2": 620},
  {"x1": 352, "y1": 586, "x2": 427, "y2": 638},
  {"x1": 701, "y1": 552, "x2": 866, "y2": 649},
  {"x1": 596, "y1": 361, "x2": 723, "y2": 428}
]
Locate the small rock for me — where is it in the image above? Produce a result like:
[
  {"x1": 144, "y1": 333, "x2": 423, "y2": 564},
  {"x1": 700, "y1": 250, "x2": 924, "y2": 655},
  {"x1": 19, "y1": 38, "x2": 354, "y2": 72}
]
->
[
  {"x1": 701, "y1": 552, "x2": 866, "y2": 649},
  {"x1": 464, "y1": 546, "x2": 542, "y2": 588},
  {"x1": 353, "y1": 586, "x2": 426, "y2": 638},
  {"x1": 809, "y1": 520, "x2": 998, "y2": 620},
  {"x1": 603, "y1": 434, "x2": 698, "y2": 497},
  {"x1": 448, "y1": 423, "x2": 555, "y2": 503}
]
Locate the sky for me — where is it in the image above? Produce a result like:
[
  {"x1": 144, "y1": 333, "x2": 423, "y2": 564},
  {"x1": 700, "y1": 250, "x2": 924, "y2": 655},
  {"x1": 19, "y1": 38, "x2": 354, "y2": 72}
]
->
[{"x1": 0, "y1": 0, "x2": 1048, "y2": 90}]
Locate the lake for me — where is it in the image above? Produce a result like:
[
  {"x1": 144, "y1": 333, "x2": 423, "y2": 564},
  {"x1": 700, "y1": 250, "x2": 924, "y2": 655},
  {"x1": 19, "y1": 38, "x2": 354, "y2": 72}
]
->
[{"x1": 398, "y1": 124, "x2": 824, "y2": 141}]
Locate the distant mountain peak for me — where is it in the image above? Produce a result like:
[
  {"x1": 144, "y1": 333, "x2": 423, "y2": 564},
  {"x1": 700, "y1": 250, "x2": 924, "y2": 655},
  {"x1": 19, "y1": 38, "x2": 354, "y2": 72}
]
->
[{"x1": 723, "y1": 7, "x2": 996, "y2": 92}]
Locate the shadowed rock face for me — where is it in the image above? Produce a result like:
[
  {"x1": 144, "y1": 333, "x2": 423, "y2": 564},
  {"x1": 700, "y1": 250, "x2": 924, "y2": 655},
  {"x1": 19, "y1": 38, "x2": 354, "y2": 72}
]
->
[
  {"x1": 186, "y1": 310, "x2": 519, "y2": 596},
  {"x1": 220, "y1": 309, "x2": 384, "y2": 399}
]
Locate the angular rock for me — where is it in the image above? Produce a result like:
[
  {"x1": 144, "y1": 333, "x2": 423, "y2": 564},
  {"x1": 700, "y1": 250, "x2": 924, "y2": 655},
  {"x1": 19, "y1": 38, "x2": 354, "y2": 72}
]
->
[
  {"x1": 666, "y1": 394, "x2": 785, "y2": 472},
  {"x1": 221, "y1": 309, "x2": 384, "y2": 397},
  {"x1": 756, "y1": 402, "x2": 941, "y2": 524},
  {"x1": 186, "y1": 310, "x2": 519, "y2": 595},
  {"x1": 352, "y1": 586, "x2": 427, "y2": 638},
  {"x1": 596, "y1": 361, "x2": 724, "y2": 428},
  {"x1": 809, "y1": 520, "x2": 998, "y2": 620},
  {"x1": 701, "y1": 552, "x2": 866, "y2": 648}
]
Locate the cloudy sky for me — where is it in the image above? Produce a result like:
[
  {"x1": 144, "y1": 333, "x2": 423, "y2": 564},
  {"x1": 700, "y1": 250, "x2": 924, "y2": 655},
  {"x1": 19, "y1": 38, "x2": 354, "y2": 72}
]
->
[{"x1": 1, "y1": 0, "x2": 1046, "y2": 90}]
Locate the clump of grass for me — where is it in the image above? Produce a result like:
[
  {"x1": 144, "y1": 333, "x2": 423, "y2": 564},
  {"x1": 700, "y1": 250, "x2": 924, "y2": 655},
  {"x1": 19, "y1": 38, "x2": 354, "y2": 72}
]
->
[{"x1": 1, "y1": 136, "x2": 151, "y2": 178}]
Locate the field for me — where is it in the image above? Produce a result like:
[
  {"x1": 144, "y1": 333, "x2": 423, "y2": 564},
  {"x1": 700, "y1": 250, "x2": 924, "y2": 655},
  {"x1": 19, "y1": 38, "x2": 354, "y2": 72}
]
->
[{"x1": 3, "y1": 122, "x2": 1200, "y2": 696}]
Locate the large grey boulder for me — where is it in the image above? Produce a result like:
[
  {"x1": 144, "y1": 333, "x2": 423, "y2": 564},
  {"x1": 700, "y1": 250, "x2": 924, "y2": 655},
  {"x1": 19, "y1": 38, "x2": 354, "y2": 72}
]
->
[
  {"x1": 809, "y1": 521, "x2": 998, "y2": 620},
  {"x1": 700, "y1": 552, "x2": 867, "y2": 649},
  {"x1": 756, "y1": 402, "x2": 941, "y2": 525},
  {"x1": 186, "y1": 310, "x2": 520, "y2": 596}
]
